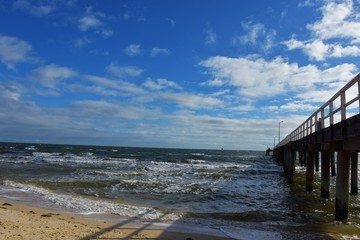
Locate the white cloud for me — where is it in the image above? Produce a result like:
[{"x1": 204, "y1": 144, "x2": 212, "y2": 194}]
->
[
  {"x1": 106, "y1": 63, "x2": 143, "y2": 78},
  {"x1": 71, "y1": 100, "x2": 161, "y2": 120},
  {"x1": 200, "y1": 55, "x2": 357, "y2": 101},
  {"x1": 266, "y1": 102, "x2": 317, "y2": 113},
  {"x1": 99, "y1": 29, "x2": 114, "y2": 38},
  {"x1": 84, "y1": 75, "x2": 145, "y2": 96},
  {"x1": 330, "y1": 44, "x2": 360, "y2": 57},
  {"x1": 166, "y1": 110, "x2": 297, "y2": 150},
  {"x1": 77, "y1": 6, "x2": 113, "y2": 38},
  {"x1": 307, "y1": 0, "x2": 360, "y2": 42},
  {"x1": 283, "y1": 39, "x2": 329, "y2": 61},
  {"x1": 78, "y1": 10, "x2": 102, "y2": 31},
  {"x1": 284, "y1": 0, "x2": 360, "y2": 60},
  {"x1": 30, "y1": 64, "x2": 77, "y2": 88},
  {"x1": 234, "y1": 21, "x2": 276, "y2": 52},
  {"x1": 158, "y1": 92, "x2": 223, "y2": 110},
  {"x1": 143, "y1": 78, "x2": 182, "y2": 90},
  {"x1": 13, "y1": 0, "x2": 54, "y2": 17},
  {"x1": 150, "y1": 47, "x2": 171, "y2": 56},
  {"x1": 283, "y1": 38, "x2": 360, "y2": 61},
  {"x1": 124, "y1": 44, "x2": 142, "y2": 56},
  {"x1": 0, "y1": 34, "x2": 33, "y2": 70},
  {"x1": 73, "y1": 37, "x2": 92, "y2": 48},
  {"x1": 204, "y1": 29, "x2": 217, "y2": 46},
  {"x1": 166, "y1": 18, "x2": 176, "y2": 27},
  {"x1": 298, "y1": 0, "x2": 316, "y2": 7}
]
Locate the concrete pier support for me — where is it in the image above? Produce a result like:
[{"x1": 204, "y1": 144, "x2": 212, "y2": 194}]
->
[
  {"x1": 335, "y1": 150, "x2": 350, "y2": 221},
  {"x1": 331, "y1": 152, "x2": 336, "y2": 177},
  {"x1": 351, "y1": 152, "x2": 358, "y2": 195},
  {"x1": 321, "y1": 151, "x2": 330, "y2": 199},
  {"x1": 306, "y1": 151, "x2": 315, "y2": 192}
]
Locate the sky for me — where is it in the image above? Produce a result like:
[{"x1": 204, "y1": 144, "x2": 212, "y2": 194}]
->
[{"x1": 0, "y1": 0, "x2": 360, "y2": 150}]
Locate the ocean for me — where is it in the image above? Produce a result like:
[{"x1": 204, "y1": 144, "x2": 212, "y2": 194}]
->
[{"x1": 1, "y1": 142, "x2": 360, "y2": 239}]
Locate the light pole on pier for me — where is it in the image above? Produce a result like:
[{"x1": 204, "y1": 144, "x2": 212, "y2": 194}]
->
[{"x1": 278, "y1": 121, "x2": 284, "y2": 144}]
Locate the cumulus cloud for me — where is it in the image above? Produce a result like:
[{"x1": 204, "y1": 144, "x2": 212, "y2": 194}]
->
[
  {"x1": 158, "y1": 92, "x2": 224, "y2": 110},
  {"x1": 12, "y1": 0, "x2": 54, "y2": 17},
  {"x1": 204, "y1": 28, "x2": 217, "y2": 46},
  {"x1": 124, "y1": 44, "x2": 142, "y2": 56},
  {"x1": 78, "y1": 7, "x2": 102, "y2": 31},
  {"x1": 150, "y1": 47, "x2": 171, "y2": 56},
  {"x1": 0, "y1": 34, "x2": 33, "y2": 70},
  {"x1": 307, "y1": 0, "x2": 360, "y2": 42},
  {"x1": 106, "y1": 63, "x2": 143, "y2": 78},
  {"x1": 29, "y1": 64, "x2": 77, "y2": 89},
  {"x1": 234, "y1": 21, "x2": 276, "y2": 52},
  {"x1": 70, "y1": 100, "x2": 162, "y2": 120},
  {"x1": 73, "y1": 37, "x2": 92, "y2": 48},
  {"x1": 143, "y1": 78, "x2": 182, "y2": 90},
  {"x1": 84, "y1": 75, "x2": 146, "y2": 96},
  {"x1": 200, "y1": 55, "x2": 357, "y2": 101},
  {"x1": 284, "y1": 0, "x2": 360, "y2": 60},
  {"x1": 283, "y1": 38, "x2": 360, "y2": 61},
  {"x1": 78, "y1": 6, "x2": 113, "y2": 38}
]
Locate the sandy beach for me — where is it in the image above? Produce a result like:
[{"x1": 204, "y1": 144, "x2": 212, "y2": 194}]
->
[{"x1": 0, "y1": 198, "x2": 230, "y2": 240}]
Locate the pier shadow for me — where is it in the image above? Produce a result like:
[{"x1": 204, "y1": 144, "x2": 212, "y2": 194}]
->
[{"x1": 78, "y1": 211, "x2": 228, "y2": 240}]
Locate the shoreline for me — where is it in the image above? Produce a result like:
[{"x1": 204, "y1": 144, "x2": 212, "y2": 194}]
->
[
  {"x1": 0, "y1": 197, "x2": 229, "y2": 240},
  {"x1": 1, "y1": 193, "x2": 359, "y2": 239}
]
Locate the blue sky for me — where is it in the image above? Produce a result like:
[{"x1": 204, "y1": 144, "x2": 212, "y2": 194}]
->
[{"x1": 0, "y1": 0, "x2": 360, "y2": 150}]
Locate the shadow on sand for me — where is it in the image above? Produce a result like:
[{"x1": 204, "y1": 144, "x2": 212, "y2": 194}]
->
[{"x1": 79, "y1": 211, "x2": 229, "y2": 240}]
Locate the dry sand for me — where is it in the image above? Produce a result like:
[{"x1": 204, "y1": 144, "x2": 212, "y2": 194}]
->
[{"x1": 0, "y1": 198, "x2": 229, "y2": 240}]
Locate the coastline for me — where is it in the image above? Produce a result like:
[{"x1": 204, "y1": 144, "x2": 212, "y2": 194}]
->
[{"x1": 0, "y1": 197, "x2": 229, "y2": 240}]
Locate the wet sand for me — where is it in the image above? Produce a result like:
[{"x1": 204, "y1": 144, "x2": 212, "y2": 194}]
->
[
  {"x1": 0, "y1": 198, "x2": 229, "y2": 240},
  {"x1": 1, "y1": 196, "x2": 359, "y2": 240}
]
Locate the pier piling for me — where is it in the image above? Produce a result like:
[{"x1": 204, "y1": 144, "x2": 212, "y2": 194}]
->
[
  {"x1": 321, "y1": 151, "x2": 330, "y2": 199},
  {"x1": 335, "y1": 150, "x2": 350, "y2": 221},
  {"x1": 351, "y1": 152, "x2": 358, "y2": 195},
  {"x1": 306, "y1": 151, "x2": 315, "y2": 192},
  {"x1": 273, "y1": 73, "x2": 360, "y2": 221},
  {"x1": 331, "y1": 152, "x2": 336, "y2": 177},
  {"x1": 315, "y1": 152, "x2": 320, "y2": 172}
]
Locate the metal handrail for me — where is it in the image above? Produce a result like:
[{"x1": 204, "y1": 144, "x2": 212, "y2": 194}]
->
[{"x1": 275, "y1": 73, "x2": 360, "y2": 149}]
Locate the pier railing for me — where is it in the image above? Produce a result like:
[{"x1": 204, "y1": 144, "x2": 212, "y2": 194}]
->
[{"x1": 276, "y1": 73, "x2": 360, "y2": 149}]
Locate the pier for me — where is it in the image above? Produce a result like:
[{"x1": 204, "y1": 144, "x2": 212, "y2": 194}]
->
[{"x1": 273, "y1": 73, "x2": 360, "y2": 221}]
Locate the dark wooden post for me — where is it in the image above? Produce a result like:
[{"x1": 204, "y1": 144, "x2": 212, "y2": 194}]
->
[
  {"x1": 299, "y1": 151, "x2": 305, "y2": 166},
  {"x1": 351, "y1": 152, "x2": 358, "y2": 195},
  {"x1": 315, "y1": 152, "x2": 320, "y2": 172},
  {"x1": 306, "y1": 151, "x2": 315, "y2": 192},
  {"x1": 331, "y1": 152, "x2": 336, "y2": 177},
  {"x1": 335, "y1": 150, "x2": 350, "y2": 221},
  {"x1": 288, "y1": 150, "x2": 296, "y2": 184},
  {"x1": 321, "y1": 151, "x2": 330, "y2": 199}
]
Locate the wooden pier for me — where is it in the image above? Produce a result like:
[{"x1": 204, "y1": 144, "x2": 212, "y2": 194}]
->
[{"x1": 273, "y1": 73, "x2": 360, "y2": 221}]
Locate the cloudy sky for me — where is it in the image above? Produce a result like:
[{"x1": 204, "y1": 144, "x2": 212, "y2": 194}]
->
[{"x1": 0, "y1": 0, "x2": 359, "y2": 150}]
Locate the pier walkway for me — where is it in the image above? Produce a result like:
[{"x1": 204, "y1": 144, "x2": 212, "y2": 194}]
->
[{"x1": 273, "y1": 73, "x2": 360, "y2": 221}]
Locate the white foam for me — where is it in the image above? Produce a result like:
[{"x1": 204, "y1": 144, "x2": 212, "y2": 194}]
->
[{"x1": 2, "y1": 181, "x2": 178, "y2": 221}]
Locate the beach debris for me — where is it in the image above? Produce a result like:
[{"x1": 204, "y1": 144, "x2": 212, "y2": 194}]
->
[
  {"x1": 41, "y1": 213, "x2": 60, "y2": 217},
  {"x1": 2, "y1": 203, "x2": 13, "y2": 206}
]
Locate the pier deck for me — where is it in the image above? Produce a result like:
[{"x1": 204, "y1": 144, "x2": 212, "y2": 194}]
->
[{"x1": 273, "y1": 73, "x2": 360, "y2": 221}]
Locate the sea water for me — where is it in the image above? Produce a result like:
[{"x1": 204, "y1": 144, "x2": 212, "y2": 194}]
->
[{"x1": 0, "y1": 142, "x2": 359, "y2": 239}]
